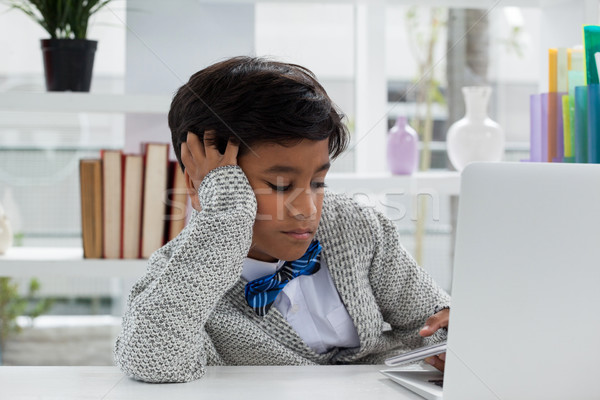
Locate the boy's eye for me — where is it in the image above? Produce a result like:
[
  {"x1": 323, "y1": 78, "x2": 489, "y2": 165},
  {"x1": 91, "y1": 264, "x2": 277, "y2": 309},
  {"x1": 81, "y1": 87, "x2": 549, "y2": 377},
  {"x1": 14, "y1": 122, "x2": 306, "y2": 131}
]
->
[
  {"x1": 267, "y1": 182, "x2": 292, "y2": 192},
  {"x1": 266, "y1": 181, "x2": 327, "y2": 192}
]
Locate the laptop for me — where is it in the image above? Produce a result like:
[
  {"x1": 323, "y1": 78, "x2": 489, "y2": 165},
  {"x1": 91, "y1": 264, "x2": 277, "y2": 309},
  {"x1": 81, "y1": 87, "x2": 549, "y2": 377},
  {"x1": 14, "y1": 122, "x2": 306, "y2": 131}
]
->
[{"x1": 381, "y1": 162, "x2": 600, "y2": 400}]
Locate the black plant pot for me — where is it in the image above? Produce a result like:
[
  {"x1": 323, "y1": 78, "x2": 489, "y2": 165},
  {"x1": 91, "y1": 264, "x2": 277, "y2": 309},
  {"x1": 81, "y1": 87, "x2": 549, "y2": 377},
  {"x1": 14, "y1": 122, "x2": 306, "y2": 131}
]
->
[{"x1": 41, "y1": 39, "x2": 98, "y2": 92}]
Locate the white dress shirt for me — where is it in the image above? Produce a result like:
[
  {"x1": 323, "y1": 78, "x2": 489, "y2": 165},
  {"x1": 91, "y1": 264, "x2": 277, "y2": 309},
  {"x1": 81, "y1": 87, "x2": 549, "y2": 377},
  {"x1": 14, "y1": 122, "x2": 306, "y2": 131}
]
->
[{"x1": 241, "y1": 257, "x2": 361, "y2": 354}]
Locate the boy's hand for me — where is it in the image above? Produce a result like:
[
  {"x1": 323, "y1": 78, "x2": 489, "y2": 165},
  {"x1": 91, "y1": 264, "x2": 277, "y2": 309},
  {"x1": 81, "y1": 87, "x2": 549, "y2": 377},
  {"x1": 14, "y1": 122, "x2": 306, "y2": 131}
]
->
[
  {"x1": 419, "y1": 308, "x2": 449, "y2": 372},
  {"x1": 181, "y1": 130, "x2": 239, "y2": 190},
  {"x1": 181, "y1": 130, "x2": 239, "y2": 210}
]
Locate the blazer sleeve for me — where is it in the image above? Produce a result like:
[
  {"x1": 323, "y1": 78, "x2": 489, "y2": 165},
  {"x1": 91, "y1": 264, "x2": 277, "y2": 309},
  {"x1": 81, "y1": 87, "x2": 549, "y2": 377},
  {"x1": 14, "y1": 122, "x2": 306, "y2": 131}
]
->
[
  {"x1": 113, "y1": 166, "x2": 256, "y2": 383},
  {"x1": 365, "y1": 206, "x2": 451, "y2": 343}
]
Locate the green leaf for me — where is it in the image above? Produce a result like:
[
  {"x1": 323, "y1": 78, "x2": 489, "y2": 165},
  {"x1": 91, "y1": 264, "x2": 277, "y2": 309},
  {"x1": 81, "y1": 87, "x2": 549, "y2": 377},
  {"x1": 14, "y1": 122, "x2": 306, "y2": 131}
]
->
[
  {"x1": 0, "y1": 277, "x2": 52, "y2": 345},
  {"x1": 7, "y1": 0, "x2": 115, "y2": 39},
  {"x1": 28, "y1": 278, "x2": 40, "y2": 294}
]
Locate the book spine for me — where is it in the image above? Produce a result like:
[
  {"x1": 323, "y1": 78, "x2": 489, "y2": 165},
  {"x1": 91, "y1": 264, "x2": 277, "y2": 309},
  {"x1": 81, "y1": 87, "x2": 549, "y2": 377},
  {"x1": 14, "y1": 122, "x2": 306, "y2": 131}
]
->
[
  {"x1": 79, "y1": 160, "x2": 103, "y2": 259},
  {"x1": 120, "y1": 153, "x2": 126, "y2": 259},
  {"x1": 529, "y1": 94, "x2": 542, "y2": 162},
  {"x1": 101, "y1": 150, "x2": 123, "y2": 259},
  {"x1": 587, "y1": 84, "x2": 600, "y2": 163},
  {"x1": 574, "y1": 86, "x2": 589, "y2": 163},
  {"x1": 140, "y1": 143, "x2": 170, "y2": 258}
]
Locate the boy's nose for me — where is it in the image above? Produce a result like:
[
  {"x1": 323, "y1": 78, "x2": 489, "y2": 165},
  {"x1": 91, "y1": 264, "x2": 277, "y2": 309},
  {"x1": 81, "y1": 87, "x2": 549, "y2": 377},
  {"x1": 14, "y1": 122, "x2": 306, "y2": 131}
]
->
[{"x1": 288, "y1": 188, "x2": 317, "y2": 220}]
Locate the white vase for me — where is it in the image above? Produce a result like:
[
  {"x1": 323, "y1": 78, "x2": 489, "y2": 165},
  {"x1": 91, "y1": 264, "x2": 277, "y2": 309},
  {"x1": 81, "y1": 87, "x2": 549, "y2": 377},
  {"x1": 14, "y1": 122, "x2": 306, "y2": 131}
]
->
[
  {"x1": 0, "y1": 202, "x2": 13, "y2": 254},
  {"x1": 446, "y1": 86, "x2": 505, "y2": 171}
]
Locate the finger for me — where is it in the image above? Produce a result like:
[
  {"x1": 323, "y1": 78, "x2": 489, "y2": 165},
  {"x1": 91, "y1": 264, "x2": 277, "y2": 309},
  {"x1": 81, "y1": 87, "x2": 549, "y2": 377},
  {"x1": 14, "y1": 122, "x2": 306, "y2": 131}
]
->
[
  {"x1": 438, "y1": 352, "x2": 446, "y2": 362},
  {"x1": 203, "y1": 130, "x2": 220, "y2": 163},
  {"x1": 186, "y1": 131, "x2": 205, "y2": 161},
  {"x1": 222, "y1": 138, "x2": 240, "y2": 165},
  {"x1": 419, "y1": 321, "x2": 440, "y2": 337},
  {"x1": 183, "y1": 168, "x2": 198, "y2": 193},
  {"x1": 180, "y1": 143, "x2": 196, "y2": 172},
  {"x1": 420, "y1": 310, "x2": 449, "y2": 337},
  {"x1": 425, "y1": 356, "x2": 445, "y2": 372}
]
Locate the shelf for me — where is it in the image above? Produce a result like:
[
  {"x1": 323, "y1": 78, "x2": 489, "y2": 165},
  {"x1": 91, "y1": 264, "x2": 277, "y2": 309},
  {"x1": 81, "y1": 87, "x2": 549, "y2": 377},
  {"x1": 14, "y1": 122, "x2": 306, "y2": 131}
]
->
[
  {"x1": 0, "y1": 172, "x2": 460, "y2": 279},
  {"x1": 192, "y1": 0, "x2": 566, "y2": 7},
  {"x1": 0, "y1": 247, "x2": 147, "y2": 279},
  {"x1": 0, "y1": 92, "x2": 172, "y2": 114},
  {"x1": 386, "y1": 102, "x2": 448, "y2": 121}
]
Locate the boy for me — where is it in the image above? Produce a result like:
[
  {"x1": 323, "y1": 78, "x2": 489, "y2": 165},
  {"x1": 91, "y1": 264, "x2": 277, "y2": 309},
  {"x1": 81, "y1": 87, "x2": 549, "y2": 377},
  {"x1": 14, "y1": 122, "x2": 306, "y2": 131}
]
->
[{"x1": 114, "y1": 56, "x2": 450, "y2": 383}]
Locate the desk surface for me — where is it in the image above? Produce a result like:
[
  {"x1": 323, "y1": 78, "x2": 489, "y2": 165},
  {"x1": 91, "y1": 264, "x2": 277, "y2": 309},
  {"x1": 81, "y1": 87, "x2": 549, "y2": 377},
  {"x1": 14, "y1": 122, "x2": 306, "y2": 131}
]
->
[{"x1": 0, "y1": 365, "x2": 427, "y2": 400}]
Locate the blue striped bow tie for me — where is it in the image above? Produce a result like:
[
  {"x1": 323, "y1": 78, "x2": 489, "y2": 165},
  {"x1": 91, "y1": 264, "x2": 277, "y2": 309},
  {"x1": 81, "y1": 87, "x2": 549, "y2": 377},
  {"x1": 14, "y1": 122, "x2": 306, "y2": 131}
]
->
[{"x1": 244, "y1": 240, "x2": 322, "y2": 317}]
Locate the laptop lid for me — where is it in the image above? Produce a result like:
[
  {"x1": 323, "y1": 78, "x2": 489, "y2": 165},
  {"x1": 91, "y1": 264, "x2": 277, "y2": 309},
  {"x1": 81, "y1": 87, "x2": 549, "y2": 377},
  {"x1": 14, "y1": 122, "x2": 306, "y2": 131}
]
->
[{"x1": 443, "y1": 162, "x2": 600, "y2": 400}]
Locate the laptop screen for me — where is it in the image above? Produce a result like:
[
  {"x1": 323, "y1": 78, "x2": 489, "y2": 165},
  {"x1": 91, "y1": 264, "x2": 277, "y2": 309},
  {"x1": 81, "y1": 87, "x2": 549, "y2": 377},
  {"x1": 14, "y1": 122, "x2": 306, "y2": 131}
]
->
[{"x1": 443, "y1": 162, "x2": 600, "y2": 400}]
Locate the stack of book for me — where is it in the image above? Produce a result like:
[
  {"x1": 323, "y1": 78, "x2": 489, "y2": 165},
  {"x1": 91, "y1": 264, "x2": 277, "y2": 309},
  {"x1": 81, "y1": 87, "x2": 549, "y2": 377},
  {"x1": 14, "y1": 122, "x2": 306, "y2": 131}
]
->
[
  {"x1": 79, "y1": 143, "x2": 189, "y2": 259},
  {"x1": 529, "y1": 25, "x2": 600, "y2": 164}
]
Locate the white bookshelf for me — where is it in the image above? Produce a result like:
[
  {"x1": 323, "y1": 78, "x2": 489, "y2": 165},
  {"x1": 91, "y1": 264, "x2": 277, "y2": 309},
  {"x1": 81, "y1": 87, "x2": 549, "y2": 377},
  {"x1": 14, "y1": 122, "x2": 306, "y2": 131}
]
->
[
  {"x1": 192, "y1": 0, "x2": 573, "y2": 6},
  {"x1": 0, "y1": 247, "x2": 147, "y2": 279},
  {"x1": 0, "y1": 172, "x2": 460, "y2": 280},
  {"x1": 0, "y1": 89, "x2": 459, "y2": 279},
  {"x1": 0, "y1": 92, "x2": 172, "y2": 114}
]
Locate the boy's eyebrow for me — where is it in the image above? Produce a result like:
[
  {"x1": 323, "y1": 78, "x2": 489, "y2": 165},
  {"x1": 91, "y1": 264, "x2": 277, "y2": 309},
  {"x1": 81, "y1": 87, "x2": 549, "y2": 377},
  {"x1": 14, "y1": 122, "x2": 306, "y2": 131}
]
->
[{"x1": 263, "y1": 162, "x2": 331, "y2": 175}]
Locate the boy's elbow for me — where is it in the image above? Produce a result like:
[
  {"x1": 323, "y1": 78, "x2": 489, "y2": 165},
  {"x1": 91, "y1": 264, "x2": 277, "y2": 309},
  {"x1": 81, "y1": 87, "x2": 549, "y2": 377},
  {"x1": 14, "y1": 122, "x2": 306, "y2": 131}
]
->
[
  {"x1": 115, "y1": 357, "x2": 205, "y2": 383},
  {"x1": 114, "y1": 340, "x2": 205, "y2": 383},
  {"x1": 120, "y1": 366, "x2": 205, "y2": 384}
]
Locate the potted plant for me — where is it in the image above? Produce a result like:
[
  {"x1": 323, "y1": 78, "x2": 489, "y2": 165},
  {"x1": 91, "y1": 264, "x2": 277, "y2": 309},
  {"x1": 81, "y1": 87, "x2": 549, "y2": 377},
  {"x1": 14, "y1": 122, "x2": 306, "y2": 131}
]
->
[
  {"x1": 8, "y1": 0, "x2": 114, "y2": 92},
  {"x1": 0, "y1": 278, "x2": 53, "y2": 365}
]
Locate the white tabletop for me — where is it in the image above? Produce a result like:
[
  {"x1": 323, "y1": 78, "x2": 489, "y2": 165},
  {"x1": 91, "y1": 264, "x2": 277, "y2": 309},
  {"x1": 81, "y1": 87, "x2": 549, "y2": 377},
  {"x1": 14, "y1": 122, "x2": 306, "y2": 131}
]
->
[{"x1": 0, "y1": 365, "x2": 427, "y2": 400}]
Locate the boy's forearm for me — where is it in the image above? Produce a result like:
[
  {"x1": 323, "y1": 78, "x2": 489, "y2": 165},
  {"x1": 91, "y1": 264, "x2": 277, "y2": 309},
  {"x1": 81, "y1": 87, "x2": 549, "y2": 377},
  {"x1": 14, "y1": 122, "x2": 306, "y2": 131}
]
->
[
  {"x1": 368, "y1": 208, "x2": 450, "y2": 336},
  {"x1": 114, "y1": 166, "x2": 256, "y2": 382}
]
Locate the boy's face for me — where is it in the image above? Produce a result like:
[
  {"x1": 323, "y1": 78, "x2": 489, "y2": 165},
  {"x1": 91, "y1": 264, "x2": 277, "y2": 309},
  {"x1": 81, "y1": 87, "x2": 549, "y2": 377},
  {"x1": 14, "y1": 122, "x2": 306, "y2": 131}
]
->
[{"x1": 238, "y1": 139, "x2": 330, "y2": 262}]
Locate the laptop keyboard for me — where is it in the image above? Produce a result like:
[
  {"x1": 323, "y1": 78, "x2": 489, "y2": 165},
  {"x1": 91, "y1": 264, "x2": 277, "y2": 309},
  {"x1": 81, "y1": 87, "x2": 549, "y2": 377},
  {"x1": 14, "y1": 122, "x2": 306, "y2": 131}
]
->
[{"x1": 428, "y1": 379, "x2": 444, "y2": 388}]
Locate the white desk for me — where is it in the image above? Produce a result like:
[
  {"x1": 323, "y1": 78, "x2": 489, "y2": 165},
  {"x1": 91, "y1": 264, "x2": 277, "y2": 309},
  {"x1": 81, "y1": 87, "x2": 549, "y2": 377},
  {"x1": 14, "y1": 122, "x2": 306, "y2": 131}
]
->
[{"x1": 0, "y1": 365, "x2": 427, "y2": 400}]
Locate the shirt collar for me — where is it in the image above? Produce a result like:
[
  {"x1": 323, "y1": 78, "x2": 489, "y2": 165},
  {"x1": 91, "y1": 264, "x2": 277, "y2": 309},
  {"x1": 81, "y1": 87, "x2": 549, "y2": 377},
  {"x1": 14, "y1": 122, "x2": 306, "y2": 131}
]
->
[{"x1": 241, "y1": 257, "x2": 285, "y2": 282}]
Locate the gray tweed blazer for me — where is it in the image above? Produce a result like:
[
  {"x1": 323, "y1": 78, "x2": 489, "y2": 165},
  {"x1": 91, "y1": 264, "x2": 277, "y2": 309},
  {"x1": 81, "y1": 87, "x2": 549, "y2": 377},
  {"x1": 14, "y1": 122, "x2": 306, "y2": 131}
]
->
[{"x1": 114, "y1": 166, "x2": 450, "y2": 383}]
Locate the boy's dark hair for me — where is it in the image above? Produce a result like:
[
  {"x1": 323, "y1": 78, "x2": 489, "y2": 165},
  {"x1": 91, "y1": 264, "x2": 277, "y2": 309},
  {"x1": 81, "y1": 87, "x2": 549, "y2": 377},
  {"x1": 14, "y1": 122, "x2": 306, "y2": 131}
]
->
[{"x1": 168, "y1": 56, "x2": 350, "y2": 171}]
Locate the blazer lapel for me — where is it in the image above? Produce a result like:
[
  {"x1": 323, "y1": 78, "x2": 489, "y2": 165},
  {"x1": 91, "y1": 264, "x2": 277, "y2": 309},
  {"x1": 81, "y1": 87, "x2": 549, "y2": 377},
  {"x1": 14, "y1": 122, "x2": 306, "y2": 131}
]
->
[
  {"x1": 224, "y1": 278, "x2": 337, "y2": 363},
  {"x1": 315, "y1": 196, "x2": 384, "y2": 359}
]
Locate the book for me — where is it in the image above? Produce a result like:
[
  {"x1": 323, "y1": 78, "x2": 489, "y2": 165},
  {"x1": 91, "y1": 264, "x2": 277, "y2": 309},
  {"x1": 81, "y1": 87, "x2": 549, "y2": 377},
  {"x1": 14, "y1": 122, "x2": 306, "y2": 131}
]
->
[
  {"x1": 79, "y1": 159, "x2": 103, "y2": 259},
  {"x1": 121, "y1": 154, "x2": 144, "y2": 259},
  {"x1": 101, "y1": 150, "x2": 123, "y2": 259},
  {"x1": 140, "y1": 143, "x2": 169, "y2": 259},
  {"x1": 587, "y1": 84, "x2": 600, "y2": 163},
  {"x1": 165, "y1": 160, "x2": 189, "y2": 242},
  {"x1": 584, "y1": 25, "x2": 600, "y2": 85},
  {"x1": 575, "y1": 86, "x2": 589, "y2": 163},
  {"x1": 529, "y1": 94, "x2": 542, "y2": 162}
]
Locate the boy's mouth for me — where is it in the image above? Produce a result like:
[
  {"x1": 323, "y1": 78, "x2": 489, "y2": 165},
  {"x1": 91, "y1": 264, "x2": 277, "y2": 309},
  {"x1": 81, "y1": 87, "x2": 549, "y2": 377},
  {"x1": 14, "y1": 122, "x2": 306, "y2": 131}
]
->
[{"x1": 282, "y1": 228, "x2": 314, "y2": 240}]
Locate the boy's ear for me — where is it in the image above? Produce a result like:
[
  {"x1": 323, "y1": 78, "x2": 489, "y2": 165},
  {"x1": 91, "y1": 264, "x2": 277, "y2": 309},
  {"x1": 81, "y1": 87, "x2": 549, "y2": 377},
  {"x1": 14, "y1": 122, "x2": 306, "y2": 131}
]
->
[{"x1": 184, "y1": 169, "x2": 202, "y2": 212}]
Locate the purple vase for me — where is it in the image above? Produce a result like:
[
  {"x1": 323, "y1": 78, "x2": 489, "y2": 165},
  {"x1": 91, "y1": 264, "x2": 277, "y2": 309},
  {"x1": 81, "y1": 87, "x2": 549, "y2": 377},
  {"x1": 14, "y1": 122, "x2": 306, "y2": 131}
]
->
[{"x1": 387, "y1": 116, "x2": 419, "y2": 175}]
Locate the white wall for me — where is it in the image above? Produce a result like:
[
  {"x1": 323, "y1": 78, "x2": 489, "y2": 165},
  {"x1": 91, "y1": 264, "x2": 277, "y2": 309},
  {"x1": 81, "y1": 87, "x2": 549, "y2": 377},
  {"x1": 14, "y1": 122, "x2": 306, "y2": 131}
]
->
[
  {"x1": 123, "y1": 1, "x2": 255, "y2": 154},
  {"x1": 255, "y1": 3, "x2": 354, "y2": 80}
]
